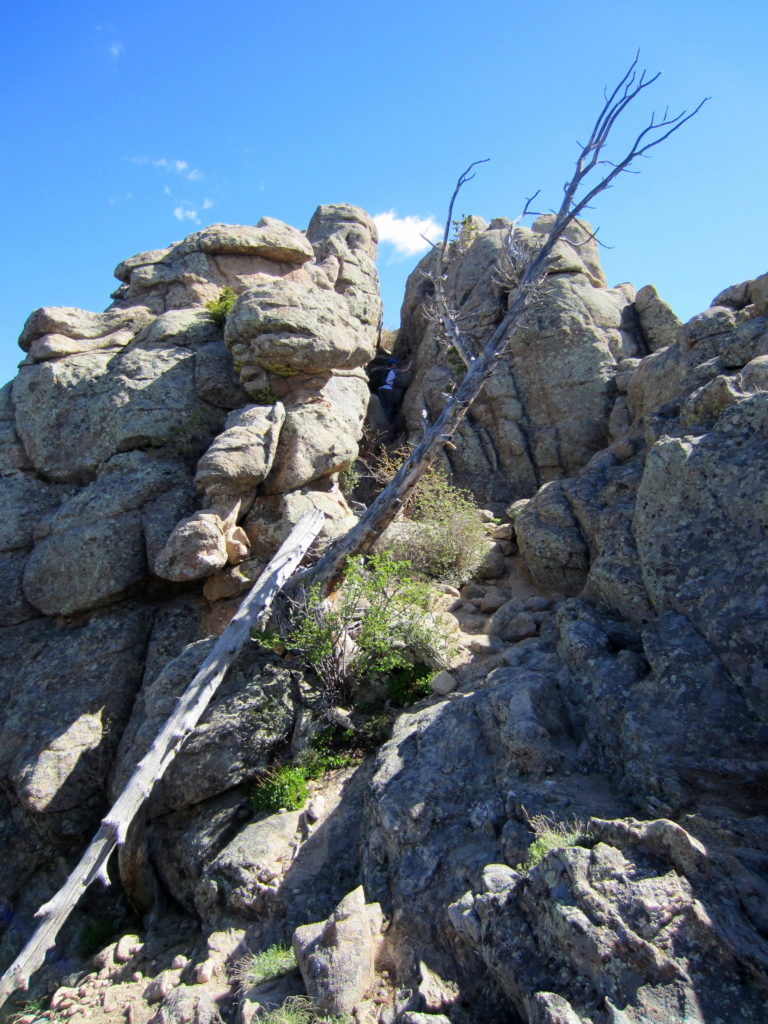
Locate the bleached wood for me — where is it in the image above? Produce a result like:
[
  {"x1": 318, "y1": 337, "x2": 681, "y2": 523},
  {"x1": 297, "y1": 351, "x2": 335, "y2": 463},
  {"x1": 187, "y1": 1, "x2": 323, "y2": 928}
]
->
[{"x1": 0, "y1": 508, "x2": 324, "y2": 1009}]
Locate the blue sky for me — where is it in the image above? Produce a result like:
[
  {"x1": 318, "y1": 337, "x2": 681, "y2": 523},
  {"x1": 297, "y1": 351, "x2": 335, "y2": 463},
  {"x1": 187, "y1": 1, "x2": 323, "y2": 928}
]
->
[{"x1": 2, "y1": 0, "x2": 766, "y2": 387}]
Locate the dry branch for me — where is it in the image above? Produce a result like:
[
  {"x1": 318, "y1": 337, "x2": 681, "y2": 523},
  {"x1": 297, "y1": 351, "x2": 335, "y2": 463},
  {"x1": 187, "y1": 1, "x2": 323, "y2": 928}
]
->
[{"x1": 0, "y1": 507, "x2": 325, "y2": 1009}]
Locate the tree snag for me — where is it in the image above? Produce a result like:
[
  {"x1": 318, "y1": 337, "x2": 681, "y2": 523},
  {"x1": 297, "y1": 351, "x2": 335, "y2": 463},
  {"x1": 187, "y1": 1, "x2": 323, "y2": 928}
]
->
[{"x1": 299, "y1": 54, "x2": 707, "y2": 596}]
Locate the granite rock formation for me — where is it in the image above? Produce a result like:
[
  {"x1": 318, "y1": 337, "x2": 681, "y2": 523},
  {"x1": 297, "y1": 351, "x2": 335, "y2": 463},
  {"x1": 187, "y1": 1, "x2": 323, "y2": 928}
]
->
[{"x1": 1, "y1": 206, "x2": 767, "y2": 1024}]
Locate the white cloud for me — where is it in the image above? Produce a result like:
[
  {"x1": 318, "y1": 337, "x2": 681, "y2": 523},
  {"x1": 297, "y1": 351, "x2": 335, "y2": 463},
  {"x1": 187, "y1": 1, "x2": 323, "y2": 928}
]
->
[
  {"x1": 202, "y1": 198, "x2": 214, "y2": 210},
  {"x1": 173, "y1": 206, "x2": 201, "y2": 225},
  {"x1": 163, "y1": 184, "x2": 172, "y2": 196},
  {"x1": 128, "y1": 156, "x2": 204, "y2": 181},
  {"x1": 109, "y1": 42, "x2": 123, "y2": 60},
  {"x1": 373, "y1": 210, "x2": 443, "y2": 257}
]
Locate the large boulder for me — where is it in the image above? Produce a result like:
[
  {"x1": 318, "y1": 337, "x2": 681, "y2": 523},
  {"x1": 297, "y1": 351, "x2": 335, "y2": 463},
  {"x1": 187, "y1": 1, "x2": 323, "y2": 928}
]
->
[
  {"x1": 293, "y1": 887, "x2": 384, "y2": 1015},
  {"x1": 225, "y1": 279, "x2": 374, "y2": 375},
  {"x1": 449, "y1": 818, "x2": 766, "y2": 1024},
  {"x1": 633, "y1": 390, "x2": 768, "y2": 719}
]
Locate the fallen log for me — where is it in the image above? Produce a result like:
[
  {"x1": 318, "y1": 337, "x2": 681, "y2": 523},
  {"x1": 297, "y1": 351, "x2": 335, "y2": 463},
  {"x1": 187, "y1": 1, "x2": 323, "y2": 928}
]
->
[{"x1": 0, "y1": 507, "x2": 325, "y2": 1009}]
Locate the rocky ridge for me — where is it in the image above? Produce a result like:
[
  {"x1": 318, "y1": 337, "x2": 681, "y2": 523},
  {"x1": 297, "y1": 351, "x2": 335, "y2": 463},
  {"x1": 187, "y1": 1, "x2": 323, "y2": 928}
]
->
[{"x1": 1, "y1": 208, "x2": 767, "y2": 1024}]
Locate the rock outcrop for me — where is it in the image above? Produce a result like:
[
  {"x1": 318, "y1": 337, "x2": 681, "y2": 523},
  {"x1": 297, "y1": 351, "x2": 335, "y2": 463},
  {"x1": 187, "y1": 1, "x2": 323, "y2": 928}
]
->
[
  {"x1": 0, "y1": 205, "x2": 379, "y2": 980},
  {"x1": 1, "y1": 202, "x2": 767, "y2": 1024}
]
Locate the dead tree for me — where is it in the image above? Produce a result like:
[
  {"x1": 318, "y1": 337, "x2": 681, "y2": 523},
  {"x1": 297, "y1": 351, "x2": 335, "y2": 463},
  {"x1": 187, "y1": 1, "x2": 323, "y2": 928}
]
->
[
  {"x1": 300, "y1": 54, "x2": 707, "y2": 595},
  {"x1": 0, "y1": 508, "x2": 324, "y2": 1009}
]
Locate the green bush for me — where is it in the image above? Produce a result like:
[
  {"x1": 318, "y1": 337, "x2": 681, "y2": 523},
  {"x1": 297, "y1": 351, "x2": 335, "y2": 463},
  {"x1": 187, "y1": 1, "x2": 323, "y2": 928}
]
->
[
  {"x1": 249, "y1": 764, "x2": 308, "y2": 814},
  {"x1": 231, "y1": 944, "x2": 297, "y2": 993},
  {"x1": 258, "y1": 553, "x2": 453, "y2": 705},
  {"x1": 519, "y1": 814, "x2": 586, "y2": 871},
  {"x1": 297, "y1": 744, "x2": 357, "y2": 780},
  {"x1": 206, "y1": 286, "x2": 236, "y2": 327},
  {"x1": 367, "y1": 445, "x2": 486, "y2": 586}
]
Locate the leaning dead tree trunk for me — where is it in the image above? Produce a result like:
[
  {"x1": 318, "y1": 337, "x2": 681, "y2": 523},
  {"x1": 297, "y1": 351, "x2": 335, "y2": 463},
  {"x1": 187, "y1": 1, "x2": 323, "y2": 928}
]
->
[
  {"x1": 0, "y1": 508, "x2": 324, "y2": 1009},
  {"x1": 300, "y1": 54, "x2": 706, "y2": 595}
]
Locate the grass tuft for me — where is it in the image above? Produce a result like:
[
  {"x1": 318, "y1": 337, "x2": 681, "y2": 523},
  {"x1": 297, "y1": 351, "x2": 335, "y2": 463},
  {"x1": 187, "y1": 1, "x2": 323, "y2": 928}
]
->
[
  {"x1": 231, "y1": 944, "x2": 297, "y2": 993},
  {"x1": 519, "y1": 814, "x2": 586, "y2": 871}
]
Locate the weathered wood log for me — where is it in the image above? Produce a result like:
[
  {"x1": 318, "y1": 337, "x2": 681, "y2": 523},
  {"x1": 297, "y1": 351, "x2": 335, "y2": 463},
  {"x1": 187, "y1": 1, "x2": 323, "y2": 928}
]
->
[{"x1": 0, "y1": 508, "x2": 324, "y2": 1009}]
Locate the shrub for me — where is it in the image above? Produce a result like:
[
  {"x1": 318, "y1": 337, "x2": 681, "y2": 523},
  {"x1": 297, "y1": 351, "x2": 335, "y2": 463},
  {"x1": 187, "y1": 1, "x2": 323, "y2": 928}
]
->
[
  {"x1": 249, "y1": 764, "x2": 308, "y2": 814},
  {"x1": 258, "y1": 552, "x2": 453, "y2": 705},
  {"x1": 519, "y1": 814, "x2": 586, "y2": 871},
  {"x1": 366, "y1": 444, "x2": 486, "y2": 585},
  {"x1": 206, "y1": 286, "x2": 236, "y2": 327},
  {"x1": 297, "y1": 744, "x2": 357, "y2": 780},
  {"x1": 231, "y1": 944, "x2": 297, "y2": 993},
  {"x1": 372, "y1": 454, "x2": 486, "y2": 585}
]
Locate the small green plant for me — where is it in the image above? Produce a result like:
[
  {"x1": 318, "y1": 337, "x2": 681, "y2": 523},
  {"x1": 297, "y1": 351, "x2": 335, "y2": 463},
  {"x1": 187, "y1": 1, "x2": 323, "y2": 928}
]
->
[
  {"x1": 519, "y1": 814, "x2": 586, "y2": 871},
  {"x1": 298, "y1": 745, "x2": 357, "y2": 780},
  {"x1": 339, "y1": 461, "x2": 361, "y2": 499},
  {"x1": 249, "y1": 764, "x2": 308, "y2": 814},
  {"x1": 231, "y1": 943, "x2": 297, "y2": 993},
  {"x1": 356, "y1": 712, "x2": 392, "y2": 750},
  {"x1": 450, "y1": 213, "x2": 480, "y2": 252},
  {"x1": 206, "y1": 286, "x2": 236, "y2": 327},
  {"x1": 258, "y1": 996, "x2": 350, "y2": 1024},
  {"x1": 252, "y1": 384, "x2": 278, "y2": 405}
]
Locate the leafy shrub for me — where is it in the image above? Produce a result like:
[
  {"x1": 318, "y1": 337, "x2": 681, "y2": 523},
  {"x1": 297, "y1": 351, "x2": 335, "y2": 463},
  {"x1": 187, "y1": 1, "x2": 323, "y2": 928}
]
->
[
  {"x1": 249, "y1": 764, "x2": 308, "y2": 814},
  {"x1": 258, "y1": 553, "x2": 453, "y2": 705},
  {"x1": 231, "y1": 944, "x2": 297, "y2": 993},
  {"x1": 206, "y1": 286, "x2": 236, "y2": 327},
  {"x1": 519, "y1": 814, "x2": 586, "y2": 871},
  {"x1": 366, "y1": 445, "x2": 486, "y2": 585}
]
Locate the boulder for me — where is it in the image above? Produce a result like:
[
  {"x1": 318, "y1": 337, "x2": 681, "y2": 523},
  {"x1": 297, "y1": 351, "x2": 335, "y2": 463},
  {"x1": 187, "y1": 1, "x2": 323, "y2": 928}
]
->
[
  {"x1": 0, "y1": 606, "x2": 151, "y2": 820},
  {"x1": 633, "y1": 283, "x2": 682, "y2": 351},
  {"x1": 449, "y1": 827, "x2": 766, "y2": 1024},
  {"x1": 195, "y1": 403, "x2": 285, "y2": 496},
  {"x1": 22, "y1": 452, "x2": 194, "y2": 615},
  {"x1": 154, "y1": 512, "x2": 229, "y2": 582},
  {"x1": 12, "y1": 344, "x2": 224, "y2": 481},
  {"x1": 261, "y1": 373, "x2": 368, "y2": 494},
  {"x1": 226, "y1": 279, "x2": 375, "y2": 376},
  {"x1": 244, "y1": 487, "x2": 357, "y2": 561},
  {"x1": 397, "y1": 217, "x2": 644, "y2": 506},
  {"x1": 293, "y1": 887, "x2": 383, "y2": 1015},
  {"x1": 633, "y1": 391, "x2": 768, "y2": 720}
]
